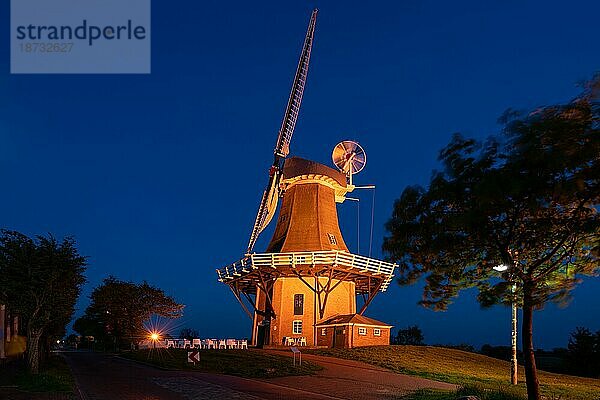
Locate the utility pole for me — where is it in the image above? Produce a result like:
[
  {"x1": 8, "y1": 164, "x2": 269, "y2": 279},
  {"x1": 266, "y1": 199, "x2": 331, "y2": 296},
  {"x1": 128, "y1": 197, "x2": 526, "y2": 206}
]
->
[
  {"x1": 511, "y1": 284, "x2": 518, "y2": 385},
  {"x1": 494, "y1": 265, "x2": 518, "y2": 385}
]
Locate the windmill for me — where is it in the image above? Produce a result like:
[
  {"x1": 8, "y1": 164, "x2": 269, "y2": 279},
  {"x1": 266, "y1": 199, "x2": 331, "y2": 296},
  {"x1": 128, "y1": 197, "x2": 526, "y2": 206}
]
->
[{"x1": 217, "y1": 10, "x2": 396, "y2": 348}]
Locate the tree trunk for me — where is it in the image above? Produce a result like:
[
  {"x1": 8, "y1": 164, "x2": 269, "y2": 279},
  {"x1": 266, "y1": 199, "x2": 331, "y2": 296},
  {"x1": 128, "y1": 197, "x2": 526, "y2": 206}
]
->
[
  {"x1": 0, "y1": 305, "x2": 5, "y2": 359},
  {"x1": 522, "y1": 282, "x2": 540, "y2": 400},
  {"x1": 40, "y1": 335, "x2": 50, "y2": 365},
  {"x1": 26, "y1": 329, "x2": 41, "y2": 374}
]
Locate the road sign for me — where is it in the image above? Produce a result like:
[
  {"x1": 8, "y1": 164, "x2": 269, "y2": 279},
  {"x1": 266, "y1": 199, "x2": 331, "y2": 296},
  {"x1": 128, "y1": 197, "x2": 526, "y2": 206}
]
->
[
  {"x1": 290, "y1": 346, "x2": 301, "y2": 366},
  {"x1": 187, "y1": 350, "x2": 199, "y2": 364}
]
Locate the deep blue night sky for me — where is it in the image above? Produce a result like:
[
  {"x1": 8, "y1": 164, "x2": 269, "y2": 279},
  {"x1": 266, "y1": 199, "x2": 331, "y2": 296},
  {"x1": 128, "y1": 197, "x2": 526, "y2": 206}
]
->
[{"x1": 1, "y1": 0, "x2": 599, "y2": 349}]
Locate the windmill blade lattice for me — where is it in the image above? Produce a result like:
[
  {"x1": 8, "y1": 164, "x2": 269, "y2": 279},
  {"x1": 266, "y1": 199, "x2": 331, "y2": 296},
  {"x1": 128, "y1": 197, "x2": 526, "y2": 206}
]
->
[{"x1": 246, "y1": 9, "x2": 318, "y2": 254}]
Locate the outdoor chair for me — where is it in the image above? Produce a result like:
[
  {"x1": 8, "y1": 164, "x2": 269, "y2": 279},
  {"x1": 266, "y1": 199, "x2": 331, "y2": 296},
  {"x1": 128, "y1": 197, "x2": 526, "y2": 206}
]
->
[
  {"x1": 285, "y1": 337, "x2": 295, "y2": 346},
  {"x1": 226, "y1": 339, "x2": 238, "y2": 349},
  {"x1": 237, "y1": 339, "x2": 248, "y2": 349},
  {"x1": 298, "y1": 337, "x2": 307, "y2": 346},
  {"x1": 218, "y1": 339, "x2": 227, "y2": 349}
]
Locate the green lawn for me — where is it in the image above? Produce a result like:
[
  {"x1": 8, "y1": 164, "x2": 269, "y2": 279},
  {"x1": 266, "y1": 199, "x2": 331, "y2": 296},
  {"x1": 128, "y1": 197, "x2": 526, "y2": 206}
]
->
[
  {"x1": 123, "y1": 348, "x2": 322, "y2": 378},
  {"x1": 0, "y1": 354, "x2": 74, "y2": 393},
  {"x1": 311, "y1": 346, "x2": 600, "y2": 400}
]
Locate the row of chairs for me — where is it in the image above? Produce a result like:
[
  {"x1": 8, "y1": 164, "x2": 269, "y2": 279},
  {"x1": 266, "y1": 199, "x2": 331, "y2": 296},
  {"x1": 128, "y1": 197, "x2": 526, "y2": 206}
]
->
[
  {"x1": 283, "y1": 336, "x2": 307, "y2": 346},
  {"x1": 202, "y1": 339, "x2": 248, "y2": 349}
]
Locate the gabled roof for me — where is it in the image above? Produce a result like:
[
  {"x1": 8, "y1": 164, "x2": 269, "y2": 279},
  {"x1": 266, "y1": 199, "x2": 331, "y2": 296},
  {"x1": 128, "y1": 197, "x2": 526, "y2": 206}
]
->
[{"x1": 316, "y1": 313, "x2": 392, "y2": 328}]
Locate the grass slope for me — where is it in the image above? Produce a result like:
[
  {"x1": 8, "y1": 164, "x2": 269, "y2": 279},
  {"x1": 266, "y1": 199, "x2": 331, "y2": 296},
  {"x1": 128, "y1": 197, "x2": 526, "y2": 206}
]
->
[
  {"x1": 312, "y1": 346, "x2": 600, "y2": 400},
  {"x1": 123, "y1": 348, "x2": 322, "y2": 378}
]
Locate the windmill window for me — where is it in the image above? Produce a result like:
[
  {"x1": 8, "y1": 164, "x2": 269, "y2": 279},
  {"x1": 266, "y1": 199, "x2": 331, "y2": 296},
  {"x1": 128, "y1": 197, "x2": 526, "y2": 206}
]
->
[
  {"x1": 374, "y1": 328, "x2": 381, "y2": 336},
  {"x1": 293, "y1": 320, "x2": 303, "y2": 335},
  {"x1": 327, "y1": 233, "x2": 337, "y2": 245},
  {"x1": 321, "y1": 328, "x2": 327, "y2": 336},
  {"x1": 293, "y1": 294, "x2": 304, "y2": 315},
  {"x1": 358, "y1": 327, "x2": 367, "y2": 335}
]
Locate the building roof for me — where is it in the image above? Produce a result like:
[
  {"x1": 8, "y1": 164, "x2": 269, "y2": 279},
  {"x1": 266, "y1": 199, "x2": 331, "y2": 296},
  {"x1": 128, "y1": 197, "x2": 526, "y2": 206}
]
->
[{"x1": 315, "y1": 313, "x2": 392, "y2": 328}]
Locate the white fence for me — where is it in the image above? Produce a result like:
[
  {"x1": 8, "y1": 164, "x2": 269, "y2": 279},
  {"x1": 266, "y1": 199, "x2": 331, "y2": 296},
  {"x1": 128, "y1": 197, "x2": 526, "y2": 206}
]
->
[
  {"x1": 216, "y1": 250, "x2": 396, "y2": 292},
  {"x1": 161, "y1": 338, "x2": 248, "y2": 350}
]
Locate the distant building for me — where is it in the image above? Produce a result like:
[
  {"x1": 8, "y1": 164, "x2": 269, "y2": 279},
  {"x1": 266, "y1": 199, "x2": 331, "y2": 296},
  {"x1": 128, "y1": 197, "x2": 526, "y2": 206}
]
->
[{"x1": 0, "y1": 304, "x2": 24, "y2": 358}]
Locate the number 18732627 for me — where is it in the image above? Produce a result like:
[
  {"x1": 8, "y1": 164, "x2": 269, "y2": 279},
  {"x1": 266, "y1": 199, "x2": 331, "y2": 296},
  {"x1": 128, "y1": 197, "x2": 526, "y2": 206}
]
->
[{"x1": 20, "y1": 43, "x2": 74, "y2": 53}]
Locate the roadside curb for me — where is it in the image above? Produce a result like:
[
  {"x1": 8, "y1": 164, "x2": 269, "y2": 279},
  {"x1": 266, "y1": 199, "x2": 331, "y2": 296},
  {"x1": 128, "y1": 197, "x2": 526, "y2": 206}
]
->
[{"x1": 58, "y1": 353, "x2": 88, "y2": 400}]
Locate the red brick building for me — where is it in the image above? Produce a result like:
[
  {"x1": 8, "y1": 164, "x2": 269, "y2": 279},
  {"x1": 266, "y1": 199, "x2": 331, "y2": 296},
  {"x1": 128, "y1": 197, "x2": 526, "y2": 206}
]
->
[{"x1": 316, "y1": 314, "x2": 391, "y2": 348}]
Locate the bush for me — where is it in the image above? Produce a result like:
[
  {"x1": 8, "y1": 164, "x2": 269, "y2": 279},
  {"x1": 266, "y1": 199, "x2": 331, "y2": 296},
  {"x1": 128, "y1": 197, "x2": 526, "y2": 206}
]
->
[
  {"x1": 566, "y1": 327, "x2": 600, "y2": 377},
  {"x1": 394, "y1": 325, "x2": 424, "y2": 345}
]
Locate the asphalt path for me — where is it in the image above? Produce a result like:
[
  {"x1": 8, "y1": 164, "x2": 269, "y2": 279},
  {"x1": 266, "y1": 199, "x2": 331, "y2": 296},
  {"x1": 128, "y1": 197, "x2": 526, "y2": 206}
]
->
[{"x1": 63, "y1": 350, "x2": 456, "y2": 400}]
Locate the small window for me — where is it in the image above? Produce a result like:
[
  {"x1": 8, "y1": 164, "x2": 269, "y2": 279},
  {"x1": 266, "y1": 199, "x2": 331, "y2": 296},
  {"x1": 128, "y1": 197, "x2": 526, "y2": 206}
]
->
[
  {"x1": 327, "y1": 233, "x2": 337, "y2": 245},
  {"x1": 293, "y1": 320, "x2": 303, "y2": 335},
  {"x1": 294, "y1": 294, "x2": 304, "y2": 315},
  {"x1": 321, "y1": 328, "x2": 327, "y2": 336},
  {"x1": 358, "y1": 327, "x2": 367, "y2": 335},
  {"x1": 374, "y1": 328, "x2": 381, "y2": 336}
]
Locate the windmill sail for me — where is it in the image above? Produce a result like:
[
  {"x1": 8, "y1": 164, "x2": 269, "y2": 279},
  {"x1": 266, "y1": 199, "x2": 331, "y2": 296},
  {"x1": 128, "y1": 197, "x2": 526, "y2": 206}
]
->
[{"x1": 246, "y1": 9, "x2": 318, "y2": 254}]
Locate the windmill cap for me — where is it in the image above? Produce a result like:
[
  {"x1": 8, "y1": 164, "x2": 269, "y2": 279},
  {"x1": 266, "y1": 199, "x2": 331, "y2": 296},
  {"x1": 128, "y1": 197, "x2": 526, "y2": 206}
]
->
[{"x1": 283, "y1": 157, "x2": 347, "y2": 187}]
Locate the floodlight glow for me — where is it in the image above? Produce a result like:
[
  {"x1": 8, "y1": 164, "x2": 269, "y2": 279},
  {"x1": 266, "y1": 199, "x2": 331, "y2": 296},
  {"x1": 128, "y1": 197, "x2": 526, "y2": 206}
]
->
[
  {"x1": 493, "y1": 264, "x2": 509, "y2": 272},
  {"x1": 150, "y1": 333, "x2": 159, "y2": 341}
]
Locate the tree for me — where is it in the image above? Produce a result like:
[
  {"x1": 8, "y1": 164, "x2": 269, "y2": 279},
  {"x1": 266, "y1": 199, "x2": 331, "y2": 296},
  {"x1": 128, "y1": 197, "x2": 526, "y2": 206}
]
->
[
  {"x1": 394, "y1": 325, "x2": 424, "y2": 345},
  {"x1": 480, "y1": 344, "x2": 512, "y2": 361},
  {"x1": 82, "y1": 276, "x2": 184, "y2": 349},
  {"x1": 566, "y1": 327, "x2": 600, "y2": 377},
  {"x1": 179, "y1": 328, "x2": 199, "y2": 340},
  {"x1": 73, "y1": 314, "x2": 106, "y2": 341},
  {"x1": 0, "y1": 230, "x2": 86, "y2": 373},
  {"x1": 383, "y1": 77, "x2": 599, "y2": 400}
]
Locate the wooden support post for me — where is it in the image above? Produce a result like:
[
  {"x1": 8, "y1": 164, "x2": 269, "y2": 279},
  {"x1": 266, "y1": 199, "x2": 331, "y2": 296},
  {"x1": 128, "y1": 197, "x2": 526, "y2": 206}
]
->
[
  {"x1": 228, "y1": 284, "x2": 253, "y2": 320},
  {"x1": 359, "y1": 279, "x2": 383, "y2": 315},
  {"x1": 256, "y1": 270, "x2": 277, "y2": 318},
  {"x1": 318, "y1": 269, "x2": 334, "y2": 319}
]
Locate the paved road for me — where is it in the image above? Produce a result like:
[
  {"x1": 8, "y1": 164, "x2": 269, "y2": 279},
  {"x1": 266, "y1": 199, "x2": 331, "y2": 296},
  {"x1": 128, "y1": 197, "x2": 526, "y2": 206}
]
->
[
  {"x1": 63, "y1": 350, "x2": 456, "y2": 400},
  {"x1": 264, "y1": 351, "x2": 456, "y2": 400},
  {"x1": 63, "y1": 351, "x2": 337, "y2": 400}
]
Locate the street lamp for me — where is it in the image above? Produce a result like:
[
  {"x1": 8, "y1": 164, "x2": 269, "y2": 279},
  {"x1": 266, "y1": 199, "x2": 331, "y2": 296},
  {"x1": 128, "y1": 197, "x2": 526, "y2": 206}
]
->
[
  {"x1": 493, "y1": 264, "x2": 518, "y2": 385},
  {"x1": 150, "y1": 332, "x2": 159, "y2": 349}
]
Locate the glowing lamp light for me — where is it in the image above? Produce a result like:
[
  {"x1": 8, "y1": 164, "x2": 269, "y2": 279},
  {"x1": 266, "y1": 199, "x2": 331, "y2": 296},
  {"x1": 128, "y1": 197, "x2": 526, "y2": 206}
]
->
[
  {"x1": 150, "y1": 333, "x2": 159, "y2": 341},
  {"x1": 493, "y1": 264, "x2": 509, "y2": 272}
]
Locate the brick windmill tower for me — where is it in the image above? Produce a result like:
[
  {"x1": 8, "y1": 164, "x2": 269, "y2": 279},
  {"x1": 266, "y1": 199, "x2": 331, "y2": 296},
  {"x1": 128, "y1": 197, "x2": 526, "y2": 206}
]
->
[{"x1": 217, "y1": 10, "x2": 396, "y2": 348}]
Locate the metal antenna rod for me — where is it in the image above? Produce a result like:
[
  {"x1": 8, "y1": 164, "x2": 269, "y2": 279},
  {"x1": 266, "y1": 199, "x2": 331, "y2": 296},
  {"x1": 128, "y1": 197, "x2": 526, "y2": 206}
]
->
[
  {"x1": 357, "y1": 196, "x2": 360, "y2": 254},
  {"x1": 368, "y1": 188, "x2": 375, "y2": 258},
  {"x1": 345, "y1": 197, "x2": 360, "y2": 254}
]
